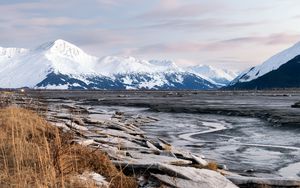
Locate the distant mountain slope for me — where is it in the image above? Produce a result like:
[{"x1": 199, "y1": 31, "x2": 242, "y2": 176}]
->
[
  {"x1": 228, "y1": 55, "x2": 300, "y2": 89},
  {"x1": 0, "y1": 39, "x2": 234, "y2": 90},
  {"x1": 36, "y1": 72, "x2": 216, "y2": 90},
  {"x1": 185, "y1": 65, "x2": 238, "y2": 86},
  {"x1": 230, "y1": 41, "x2": 300, "y2": 89}
]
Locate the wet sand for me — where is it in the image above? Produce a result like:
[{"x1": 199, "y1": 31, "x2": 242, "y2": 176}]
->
[{"x1": 27, "y1": 90, "x2": 300, "y2": 126}]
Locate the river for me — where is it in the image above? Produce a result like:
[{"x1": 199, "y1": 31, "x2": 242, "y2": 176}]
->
[{"x1": 91, "y1": 105, "x2": 300, "y2": 179}]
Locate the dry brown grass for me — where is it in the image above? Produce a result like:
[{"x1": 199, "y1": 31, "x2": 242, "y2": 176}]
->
[
  {"x1": 205, "y1": 161, "x2": 218, "y2": 171},
  {"x1": 0, "y1": 107, "x2": 137, "y2": 188}
]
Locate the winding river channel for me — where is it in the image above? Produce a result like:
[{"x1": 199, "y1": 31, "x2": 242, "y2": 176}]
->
[{"x1": 91, "y1": 105, "x2": 300, "y2": 179}]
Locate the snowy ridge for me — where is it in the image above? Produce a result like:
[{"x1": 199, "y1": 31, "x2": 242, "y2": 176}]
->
[
  {"x1": 185, "y1": 65, "x2": 238, "y2": 86},
  {"x1": 96, "y1": 56, "x2": 183, "y2": 76},
  {"x1": 233, "y1": 41, "x2": 300, "y2": 84},
  {"x1": 37, "y1": 39, "x2": 98, "y2": 75},
  {"x1": 36, "y1": 39, "x2": 98, "y2": 63}
]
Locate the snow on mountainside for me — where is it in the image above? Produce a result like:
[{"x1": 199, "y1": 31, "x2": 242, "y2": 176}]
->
[
  {"x1": 232, "y1": 41, "x2": 300, "y2": 84},
  {"x1": 0, "y1": 47, "x2": 29, "y2": 58},
  {"x1": 227, "y1": 55, "x2": 300, "y2": 89},
  {"x1": 35, "y1": 39, "x2": 98, "y2": 75},
  {"x1": 95, "y1": 56, "x2": 182, "y2": 76},
  {"x1": 0, "y1": 39, "x2": 230, "y2": 90},
  {"x1": 0, "y1": 40, "x2": 99, "y2": 88},
  {"x1": 185, "y1": 65, "x2": 238, "y2": 86}
]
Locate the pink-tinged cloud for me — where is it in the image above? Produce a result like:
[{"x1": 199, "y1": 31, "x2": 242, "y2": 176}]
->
[
  {"x1": 16, "y1": 17, "x2": 101, "y2": 27},
  {"x1": 135, "y1": 33, "x2": 300, "y2": 54},
  {"x1": 1, "y1": 0, "x2": 300, "y2": 71},
  {"x1": 139, "y1": 18, "x2": 264, "y2": 31},
  {"x1": 96, "y1": 0, "x2": 139, "y2": 6},
  {"x1": 220, "y1": 33, "x2": 300, "y2": 46}
]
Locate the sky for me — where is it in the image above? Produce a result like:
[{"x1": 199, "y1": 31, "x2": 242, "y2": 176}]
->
[{"x1": 1, "y1": 0, "x2": 300, "y2": 71}]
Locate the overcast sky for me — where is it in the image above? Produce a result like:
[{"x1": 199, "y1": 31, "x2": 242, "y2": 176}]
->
[{"x1": 1, "y1": 0, "x2": 300, "y2": 71}]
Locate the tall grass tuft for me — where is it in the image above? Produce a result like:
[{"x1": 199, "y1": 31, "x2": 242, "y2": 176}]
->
[{"x1": 0, "y1": 107, "x2": 137, "y2": 188}]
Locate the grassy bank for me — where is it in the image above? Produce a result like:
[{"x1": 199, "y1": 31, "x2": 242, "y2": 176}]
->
[{"x1": 0, "y1": 107, "x2": 137, "y2": 188}]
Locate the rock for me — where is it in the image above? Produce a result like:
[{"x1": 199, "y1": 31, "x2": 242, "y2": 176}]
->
[
  {"x1": 161, "y1": 145, "x2": 208, "y2": 166},
  {"x1": 72, "y1": 117, "x2": 85, "y2": 126},
  {"x1": 158, "y1": 138, "x2": 171, "y2": 146},
  {"x1": 61, "y1": 104, "x2": 89, "y2": 113},
  {"x1": 190, "y1": 154, "x2": 208, "y2": 167},
  {"x1": 66, "y1": 122, "x2": 88, "y2": 131},
  {"x1": 244, "y1": 169, "x2": 255, "y2": 173},
  {"x1": 94, "y1": 129, "x2": 142, "y2": 141},
  {"x1": 83, "y1": 117, "x2": 105, "y2": 125},
  {"x1": 115, "y1": 111, "x2": 124, "y2": 116},
  {"x1": 146, "y1": 116, "x2": 159, "y2": 121},
  {"x1": 51, "y1": 122, "x2": 70, "y2": 131},
  {"x1": 75, "y1": 139, "x2": 95, "y2": 146},
  {"x1": 291, "y1": 101, "x2": 300, "y2": 108},
  {"x1": 61, "y1": 104, "x2": 77, "y2": 110},
  {"x1": 218, "y1": 164, "x2": 228, "y2": 170},
  {"x1": 53, "y1": 114, "x2": 73, "y2": 121},
  {"x1": 227, "y1": 176, "x2": 300, "y2": 188},
  {"x1": 79, "y1": 172, "x2": 109, "y2": 188},
  {"x1": 151, "y1": 174, "x2": 211, "y2": 188},
  {"x1": 113, "y1": 154, "x2": 193, "y2": 167},
  {"x1": 151, "y1": 164, "x2": 237, "y2": 188},
  {"x1": 146, "y1": 141, "x2": 161, "y2": 153},
  {"x1": 106, "y1": 122, "x2": 145, "y2": 135}
]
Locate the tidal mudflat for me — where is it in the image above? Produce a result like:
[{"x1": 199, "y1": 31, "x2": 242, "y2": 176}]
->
[{"x1": 25, "y1": 90, "x2": 300, "y2": 186}]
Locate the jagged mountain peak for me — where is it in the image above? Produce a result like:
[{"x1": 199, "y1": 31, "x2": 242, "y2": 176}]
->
[
  {"x1": 36, "y1": 39, "x2": 77, "y2": 50},
  {"x1": 148, "y1": 59, "x2": 180, "y2": 70}
]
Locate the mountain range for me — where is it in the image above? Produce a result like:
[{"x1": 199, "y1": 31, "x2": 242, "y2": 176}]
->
[
  {"x1": 3, "y1": 39, "x2": 300, "y2": 90},
  {"x1": 0, "y1": 39, "x2": 237, "y2": 90}
]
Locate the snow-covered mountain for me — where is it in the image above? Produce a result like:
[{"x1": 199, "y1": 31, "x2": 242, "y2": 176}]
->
[
  {"x1": 0, "y1": 39, "x2": 99, "y2": 88},
  {"x1": 229, "y1": 41, "x2": 300, "y2": 89},
  {"x1": 185, "y1": 65, "x2": 238, "y2": 86},
  {"x1": 0, "y1": 39, "x2": 233, "y2": 90}
]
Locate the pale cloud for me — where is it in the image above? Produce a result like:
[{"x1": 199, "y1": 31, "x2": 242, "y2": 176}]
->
[
  {"x1": 128, "y1": 32, "x2": 300, "y2": 70},
  {"x1": 0, "y1": 0, "x2": 300, "y2": 71},
  {"x1": 140, "y1": 1, "x2": 227, "y2": 20},
  {"x1": 139, "y1": 18, "x2": 264, "y2": 31},
  {"x1": 135, "y1": 33, "x2": 300, "y2": 54},
  {"x1": 96, "y1": 0, "x2": 139, "y2": 6}
]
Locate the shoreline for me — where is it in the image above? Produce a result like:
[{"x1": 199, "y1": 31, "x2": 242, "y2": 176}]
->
[{"x1": 26, "y1": 90, "x2": 300, "y2": 126}]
